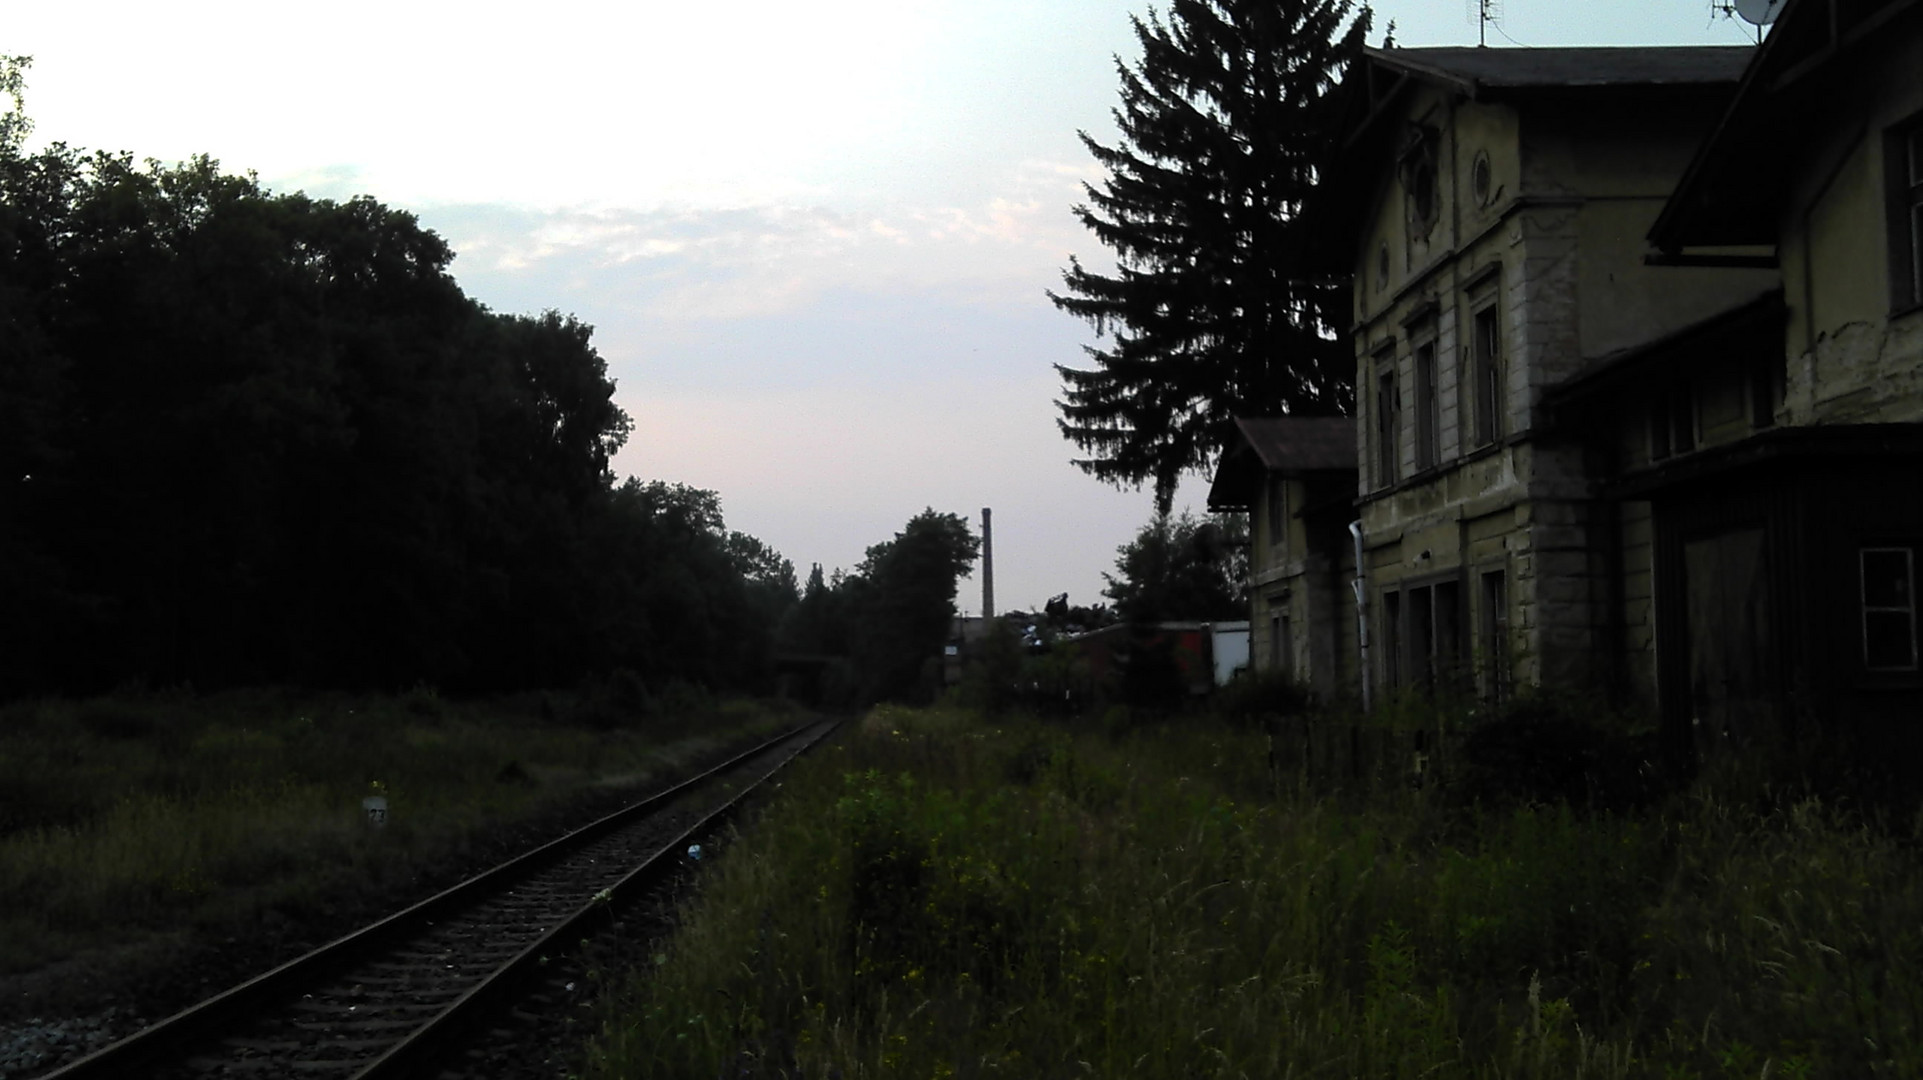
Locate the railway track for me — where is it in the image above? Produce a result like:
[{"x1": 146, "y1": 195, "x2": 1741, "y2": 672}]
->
[{"x1": 35, "y1": 717, "x2": 839, "y2": 1080}]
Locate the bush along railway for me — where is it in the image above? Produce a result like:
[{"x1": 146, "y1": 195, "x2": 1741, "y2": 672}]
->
[{"x1": 33, "y1": 717, "x2": 840, "y2": 1080}]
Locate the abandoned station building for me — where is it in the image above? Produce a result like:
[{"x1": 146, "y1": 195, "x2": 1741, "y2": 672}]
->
[{"x1": 1210, "y1": 0, "x2": 1923, "y2": 759}]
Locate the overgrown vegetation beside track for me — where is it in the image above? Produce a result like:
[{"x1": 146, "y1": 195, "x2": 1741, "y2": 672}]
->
[
  {"x1": 587, "y1": 703, "x2": 1923, "y2": 1079},
  {"x1": 0, "y1": 687, "x2": 794, "y2": 978}
]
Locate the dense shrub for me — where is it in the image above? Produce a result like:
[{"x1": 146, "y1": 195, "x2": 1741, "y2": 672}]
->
[
  {"x1": 1212, "y1": 666, "x2": 1314, "y2": 728},
  {"x1": 1454, "y1": 694, "x2": 1661, "y2": 812}
]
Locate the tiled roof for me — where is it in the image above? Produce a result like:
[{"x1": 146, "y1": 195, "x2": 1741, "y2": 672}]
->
[
  {"x1": 1207, "y1": 416, "x2": 1356, "y2": 512},
  {"x1": 1369, "y1": 46, "x2": 1754, "y2": 93},
  {"x1": 1233, "y1": 417, "x2": 1357, "y2": 473}
]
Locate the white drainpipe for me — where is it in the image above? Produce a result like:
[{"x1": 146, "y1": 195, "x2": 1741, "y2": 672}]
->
[{"x1": 1349, "y1": 520, "x2": 1370, "y2": 713}]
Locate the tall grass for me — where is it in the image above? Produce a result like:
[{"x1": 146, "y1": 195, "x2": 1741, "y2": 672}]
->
[
  {"x1": 586, "y1": 704, "x2": 1923, "y2": 1079},
  {"x1": 0, "y1": 687, "x2": 791, "y2": 974}
]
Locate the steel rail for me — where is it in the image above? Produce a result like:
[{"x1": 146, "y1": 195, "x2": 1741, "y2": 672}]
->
[
  {"x1": 35, "y1": 717, "x2": 837, "y2": 1080},
  {"x1": 353, "y1": 717, "x2": 836, "y2": 1078}
]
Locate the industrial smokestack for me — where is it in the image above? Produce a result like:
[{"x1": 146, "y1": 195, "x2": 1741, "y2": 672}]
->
[{"x1": 981, "y1": 507, "x2": 994, "y2": 620}]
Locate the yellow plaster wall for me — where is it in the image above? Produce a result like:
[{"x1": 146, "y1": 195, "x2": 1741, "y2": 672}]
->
[
  {"x1": 1523, "y1": 99, "x2": 1720, "y2": 198},
  {"x1": 1453, "y1": 102, "x2": 1521, "y2": 244},
  {"x1": 1346, "y1": 78, "x2": 1770, "y2": 701},
  {"x1": 1778, "y1": 31, "x2": 1923, "y2": 428},
  {"x1": 1353, "y1": 87, "x2": 1512, "y2": 327},
  {"x1": 1250, "y1": 478, "x2": 1311, "y2": 587},
  {"x1": 1806, "y1": 135, "x2": 1886, "y2": 337},
  {"x1": 1248, "y1": 476, "x2": 1362, "y2": 701},
  {"x1": 1578, "y1": 198, "x2": 1779, "y2": 360}
]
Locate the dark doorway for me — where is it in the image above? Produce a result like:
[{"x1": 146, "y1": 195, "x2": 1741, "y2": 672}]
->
[{"x1": 1682, "y1": 526, "x2": 1773, "y2": 751}]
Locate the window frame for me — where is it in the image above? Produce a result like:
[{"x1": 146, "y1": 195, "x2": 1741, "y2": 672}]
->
[
  {"x1": 1649, "y1": 379, "x2": 1698, "y2": 462},
  {"x1": 1413, "y1": 331, "x2": 1441, "y2": 472},
  {"x1": 1384, "y1": 575, "x2": 1468, "y2": 696},
  {"x1": 1887, "y1": 113, "x2": 1923, "y2": 315},
  {"x1": 1478, "y1": 569, "x2": 1510, "y2": 706},
  {"x1": 1374, "y1": 348, "x2": 1400, "y2": 489},
  {"x1": 1266, "y1": 474, "x2": 1289, "y2": 555},
  {"x1": 1381, "y1": 589, "x2": 1403, "y2": 689},
  {"x1": 1671, "y1": 382, "x2": 1698, "y2": 454},
  {"x1": 1861, "y1": 546, "x2": 1919, "y2": 672},
  {"x1": 1467, "y1": 286, "x2": 1503, "y2": 449},
  {"x1": 1271, "y1": 605, "x2": 1294, "y2": 679}
]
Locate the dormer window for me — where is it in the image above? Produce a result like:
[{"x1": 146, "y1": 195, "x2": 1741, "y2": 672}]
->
[{"x1": 1400, "y1": 124, "x2": 1441, "y2": 238}]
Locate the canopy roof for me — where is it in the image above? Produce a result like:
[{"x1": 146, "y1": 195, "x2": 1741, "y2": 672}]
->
[{"x1": 1206, "y1": 417, "x2": 1356, "y2": 511}]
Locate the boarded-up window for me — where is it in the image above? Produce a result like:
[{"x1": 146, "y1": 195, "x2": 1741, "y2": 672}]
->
[{"x1": 1862, "y1": 547, "x2": 1918, "y2": 671}]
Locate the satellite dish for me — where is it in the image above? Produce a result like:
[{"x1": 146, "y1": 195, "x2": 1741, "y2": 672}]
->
[{"x1": 1732, "y1": 0, "x2": 1784, "y2": 25}]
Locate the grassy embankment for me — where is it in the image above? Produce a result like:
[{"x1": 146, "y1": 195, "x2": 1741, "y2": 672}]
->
[
  {"x1": 587, "y1": 703, "x2": 1923, "y2": 1079},
  {"x1": 0, "y1": 686, "x2": 796, "y2": 977}
]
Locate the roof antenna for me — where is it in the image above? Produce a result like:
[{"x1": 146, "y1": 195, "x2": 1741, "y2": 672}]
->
[
  {"x1": 1710, "y1": 0, "x2": 1783, "y2": 43},
  {"x1": 1468, "y1": 0, "x2": 1502, "y2": 47}
]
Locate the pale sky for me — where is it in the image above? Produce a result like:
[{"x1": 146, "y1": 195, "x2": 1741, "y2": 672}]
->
[{"x1": 9, "y1": 1, "x2": 1766, "y2": 615}]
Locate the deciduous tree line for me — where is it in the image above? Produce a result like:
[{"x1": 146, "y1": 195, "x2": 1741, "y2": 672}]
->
[
  {"x1": 781, "y1": 510, "x2": 980, "y2": 705},
  {"x1": 0, "y1": 63, "x2": 801, "y2": 698},
  {"x1": 0, "y1": 61, "x2": 991, "y2": 706}
]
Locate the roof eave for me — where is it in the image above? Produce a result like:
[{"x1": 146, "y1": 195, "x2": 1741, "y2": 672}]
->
[
  {"x1": 1361, "y1": 46, "x2": 1481, "y2": 99},
  {"x1": 1648, "y1": 0, "x2": 1922, "y2": 250}
]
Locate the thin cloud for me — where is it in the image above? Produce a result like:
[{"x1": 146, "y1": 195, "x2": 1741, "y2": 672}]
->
[{"x1": 429, "y1": 165, "x2": 1095, "y2": 323}]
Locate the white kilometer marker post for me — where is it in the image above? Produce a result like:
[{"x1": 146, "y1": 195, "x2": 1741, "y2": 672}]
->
[{"x1": 363, "y1": 780, "x2": 389, "y2": 828}]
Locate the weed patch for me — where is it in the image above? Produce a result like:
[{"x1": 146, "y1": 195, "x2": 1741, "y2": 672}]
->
[
  {"x1": 0, "y1": 688, "x2": 790, "y2": 979},
  {"x1": 587, "y1": 707, "x2": 1923, "y2": 1079}
]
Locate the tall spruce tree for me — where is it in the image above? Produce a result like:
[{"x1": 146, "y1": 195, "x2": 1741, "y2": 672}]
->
[{"x1": 1051, "y1": 0, "x2": 1370, "y2": 510}]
